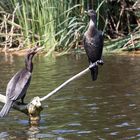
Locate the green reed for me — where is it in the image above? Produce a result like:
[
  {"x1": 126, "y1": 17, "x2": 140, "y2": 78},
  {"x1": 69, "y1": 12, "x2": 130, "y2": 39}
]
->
[
  {"x1": 10, "y1": 0, "x2": 84, "y2": 52},
  {"x1": 0, "y1": 0, "x2": 107, "y2": 53}
]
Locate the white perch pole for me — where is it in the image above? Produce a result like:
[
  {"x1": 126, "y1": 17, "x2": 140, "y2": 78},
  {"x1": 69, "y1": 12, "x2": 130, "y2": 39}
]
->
[{"x1": 39, "y1": 60, "x2": 103, "y2": 102}]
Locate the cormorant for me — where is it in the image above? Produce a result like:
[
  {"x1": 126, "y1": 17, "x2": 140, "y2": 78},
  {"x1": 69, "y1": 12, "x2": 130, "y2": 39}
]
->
[
  {"x1": 83, "y1": 10, "x2": 104, "y2": 81},
  {"x1": 0, "y1": 46, "x2": 42, "y2": 117}
]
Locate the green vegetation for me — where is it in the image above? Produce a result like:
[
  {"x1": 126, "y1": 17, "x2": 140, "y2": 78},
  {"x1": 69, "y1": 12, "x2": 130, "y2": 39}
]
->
[
  {"x1": 104, "y1": 0, "x2": 140, "y2": 52},
  {"x1": 0, "y1": 0, "x2": 140, "y2": 54}
]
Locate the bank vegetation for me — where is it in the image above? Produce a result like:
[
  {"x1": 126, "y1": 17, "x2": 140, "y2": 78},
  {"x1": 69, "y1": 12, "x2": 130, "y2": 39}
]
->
[{"x1": 0, "y1": 0, "x2": 140, "y2": 54}]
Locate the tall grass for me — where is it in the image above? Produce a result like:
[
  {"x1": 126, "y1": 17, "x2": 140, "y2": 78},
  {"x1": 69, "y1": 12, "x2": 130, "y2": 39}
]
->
[
  {"x1": 0, "y1": 0, "x2": 107, "y2": 53},
  {"x1": 1, "y1": 0, "x2": 139, "y2": 53},
  {"x1": 10, "y1": 0, "x2": 86, "y2": 53}
]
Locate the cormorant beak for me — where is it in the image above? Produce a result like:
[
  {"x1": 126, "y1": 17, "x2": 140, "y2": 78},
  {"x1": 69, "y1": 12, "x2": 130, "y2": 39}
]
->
[
  {"x1": 35, "y1": 46, "x2": 44, "y2": 53},
  {"x1": 84, "y1": 10, "x2": 90, "y2": 17},
  {"x1": 27, "y1": 46, "x2": 44, "y2": 55},
  {"x1": 84, "y1": 11, "x2": 88, "y2": 14},
  {"x1": 84, "y1": 10, "x2": 97, "y2": 17}
]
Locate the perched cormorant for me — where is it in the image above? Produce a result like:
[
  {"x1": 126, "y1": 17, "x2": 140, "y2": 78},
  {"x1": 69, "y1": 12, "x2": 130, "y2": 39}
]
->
[
  {"x1": 0, "y1": 46, "x2": 41, "y2": 117},
  {"x1": 83, "y1": 10, "x2": 104, "y2": 81}
]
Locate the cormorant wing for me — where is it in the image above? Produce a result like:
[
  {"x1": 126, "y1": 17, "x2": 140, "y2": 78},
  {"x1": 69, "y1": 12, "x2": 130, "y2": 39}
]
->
[
  {"x1": 6, "y1": 69, "x2": 31, "y2": 101},
  {"x1": 86, "y1": 31, "x2": 103, "y2": 48},
  {"x1": 83, "y1": 31, "x2": 103, "y2": 62}
]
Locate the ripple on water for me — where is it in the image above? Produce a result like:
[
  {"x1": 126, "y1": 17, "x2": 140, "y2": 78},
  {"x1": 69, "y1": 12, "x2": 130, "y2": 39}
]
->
[
  {"x1": 17, "y1": 119, "x2": 29, "y2": 125},
  {"x1": 115, "y1": 122, "x2": 130, "y2": 128},
  {"x1": 67, "y1": 122, "x2": 81, "y2": 126},
  {"x1": 52, "y1": 129, "x2": 78, "y2": 134},
  {"x1": 77, "y1": 130, "x2": 92, "y2": 134},
  {"x1": 0, "y1": 54, "x2": 140, "y2": 140},
  {"x1": 0, "y1": 132, "x2": 9, "y2": 139},
  {"x1": 36, "y1": 133, "x2": 55, "y2": 139},
  {"x1": 110, "y1": 131, "x2": 119, "y2": 136}
]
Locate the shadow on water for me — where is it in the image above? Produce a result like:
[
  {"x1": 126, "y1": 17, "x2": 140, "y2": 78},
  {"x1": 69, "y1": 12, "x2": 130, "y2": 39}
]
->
[{"x1": 0, "y1": 53, "x2": 140, "y2": 140}]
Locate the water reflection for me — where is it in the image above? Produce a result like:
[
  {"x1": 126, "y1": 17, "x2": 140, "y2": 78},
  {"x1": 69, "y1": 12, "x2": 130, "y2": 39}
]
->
[{"x1": 0, "y1": 53, "x2": 140, "y2": 139}]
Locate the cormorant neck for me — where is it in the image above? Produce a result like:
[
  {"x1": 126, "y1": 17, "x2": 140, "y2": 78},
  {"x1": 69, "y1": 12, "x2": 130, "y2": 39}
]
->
[
  {"x1": 86, "y1": 18, "x2": 97, "y2": 37},
  {"x1": 25, "y1": 54, "x2": 34, "y2": 72}
]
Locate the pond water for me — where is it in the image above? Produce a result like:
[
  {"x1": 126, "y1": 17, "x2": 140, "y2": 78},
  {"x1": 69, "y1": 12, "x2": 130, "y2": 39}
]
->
[{"x1": 0, "y1": 53, "x2": 140, "y2": 140}]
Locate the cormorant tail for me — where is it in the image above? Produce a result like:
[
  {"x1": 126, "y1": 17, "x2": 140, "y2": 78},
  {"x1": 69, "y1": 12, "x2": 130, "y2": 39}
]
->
[
  {"x1": 0, "y1": 100, "x2": 13, "y2": 117},
  {"x1": 90, "y1": 65, "x2": 98, "y2": 81}
]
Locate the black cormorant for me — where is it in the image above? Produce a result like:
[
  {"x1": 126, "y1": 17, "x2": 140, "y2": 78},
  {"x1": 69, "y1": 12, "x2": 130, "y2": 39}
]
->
[
  {"x1": 0, "y1": 46, "x2": 42, "y2": 117},
  {"x1": 83, "y1": 10, "x2": 104, "y2": 81}
]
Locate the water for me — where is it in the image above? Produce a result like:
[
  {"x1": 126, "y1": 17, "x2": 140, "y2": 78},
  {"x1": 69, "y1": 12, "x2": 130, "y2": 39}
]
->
[{"x1": 0, "y1": 53, "x2": 140, "y2": 140}]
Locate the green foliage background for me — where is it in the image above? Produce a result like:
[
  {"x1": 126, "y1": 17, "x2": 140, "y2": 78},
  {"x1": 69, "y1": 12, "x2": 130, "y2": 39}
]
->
[{"x1": 0, "y1": 0, "x2": 140, "y2": 53}]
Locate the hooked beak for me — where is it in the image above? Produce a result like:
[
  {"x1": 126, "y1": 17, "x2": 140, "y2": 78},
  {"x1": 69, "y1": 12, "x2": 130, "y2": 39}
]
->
[
  {"x1": 35, "y1": 46, "x2": 44, "y2": 52},
  {"x1": 84, "y1": 10, "x2": 88, "y2": 14},
  {"x1": 28, "y1": 45, "x2": 44, "y2": 54}
]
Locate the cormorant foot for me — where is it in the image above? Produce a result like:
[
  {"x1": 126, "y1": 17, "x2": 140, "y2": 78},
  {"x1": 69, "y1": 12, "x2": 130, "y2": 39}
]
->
[
  {"x1": 97, "y1": 60, "x2": 104, "y2": 65},
  {"x1": 16, "y1": 101, "x2": 27, "y2": 105},
  {"x1": 89, "y1": 63, "x2": 94, "y2": 69},
  {"x1": 21, "y1": 102, "x2": 27, "y2": 105}
]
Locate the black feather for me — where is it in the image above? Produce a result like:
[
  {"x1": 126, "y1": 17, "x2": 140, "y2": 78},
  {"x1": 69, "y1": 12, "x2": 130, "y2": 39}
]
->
[
  {"x1": 0, "y1": 46, "x2": 39, "y2": 117},
  {"x1": 83, "y1": 10, "x2": 104, "y2": 81}
]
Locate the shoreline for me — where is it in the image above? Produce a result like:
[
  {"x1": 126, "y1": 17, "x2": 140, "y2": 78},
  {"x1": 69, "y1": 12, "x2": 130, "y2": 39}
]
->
[
  {"x1": 0, "y1": 48, "x2": 140, "y2": 57},
  {"x1": 0, "y1": 48, "x2": 45, "y2": 56}
]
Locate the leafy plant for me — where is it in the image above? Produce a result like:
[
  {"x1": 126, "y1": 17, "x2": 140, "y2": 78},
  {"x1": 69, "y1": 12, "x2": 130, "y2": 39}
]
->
[{"x1": 9, "y1": 0, "x2": 86, "y2": 53}]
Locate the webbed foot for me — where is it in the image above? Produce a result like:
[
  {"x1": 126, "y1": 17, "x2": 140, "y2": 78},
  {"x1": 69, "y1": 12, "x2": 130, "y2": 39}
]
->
[
  {"x1": 97, "y1": 60, "x2": 104, "y2": 65},
  {"x1": 16, "y1": 101, "x2": 27, "y2": 105}
]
